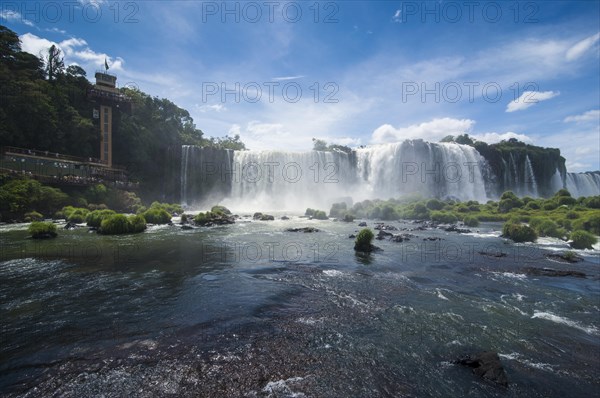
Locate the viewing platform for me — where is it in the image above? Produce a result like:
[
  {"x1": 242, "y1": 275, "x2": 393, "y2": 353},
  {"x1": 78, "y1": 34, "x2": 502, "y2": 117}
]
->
[{"x1": 0, "y1": 146, "x2": 137, "y2": 189}]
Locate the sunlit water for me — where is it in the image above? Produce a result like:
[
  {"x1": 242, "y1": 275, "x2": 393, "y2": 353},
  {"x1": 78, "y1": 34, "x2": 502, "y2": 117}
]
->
[{"x1": 1, "y1": 218, "x2": 599, "y2": 397}]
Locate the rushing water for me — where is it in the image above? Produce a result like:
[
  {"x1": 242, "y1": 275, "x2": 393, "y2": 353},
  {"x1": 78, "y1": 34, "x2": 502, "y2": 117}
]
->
[
  {"x1": 181, "y1": 141, "x2": 491, "y2": 210},
  {"x1": 566, "y1": 172, "x2": 600, "y2": 197},
  {"x1": 1, "y1": 218, "x2": 599, "y2": 397}
]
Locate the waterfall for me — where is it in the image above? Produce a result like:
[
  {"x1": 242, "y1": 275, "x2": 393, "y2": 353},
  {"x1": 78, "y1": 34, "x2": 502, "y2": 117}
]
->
[
  {"x1": 180, "y1": 140, "x2": 489, "y2": 210},
  {"x1": 226, "y1": 149, "x2": 357, "y2": 210},
  {"x1": 181, "y1": 145, "x2": 190, "y2": 207},
  {"x1": 566, "y1": 172, "x2": 600, "y2": 197},
  {"x1": 550, "y1": 168, "x2": 564, "y2": 195},
  {"x1": 354, "y1": 141, "x2": 488, "y2": 202},
  {"x1": 524, "y1": 155, "x2": 539, "y2": 197}
]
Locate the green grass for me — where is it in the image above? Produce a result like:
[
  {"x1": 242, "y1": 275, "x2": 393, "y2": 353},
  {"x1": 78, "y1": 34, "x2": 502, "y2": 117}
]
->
[{"x1": 28, "y1": 221, "x2": 57, "y2": 239}]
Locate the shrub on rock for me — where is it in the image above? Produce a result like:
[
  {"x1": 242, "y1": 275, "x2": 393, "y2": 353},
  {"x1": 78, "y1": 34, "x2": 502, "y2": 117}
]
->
[
  {"x1": 24, "y1": 211, "x2": 43, "y2": 222},
  {"x1": 354, "y1": 228, "x2": 375, "y2": 252},
  {"x1": 569, "y1": 230, "x2": 597, "y2": 249},
  {"x1": 28, "y1": 221, "x2": 57, "y2": 239},
  {"x1": 128, "y1": 215, "x2": 147, "y2": 233},
  {"x1": 86, "y1": 209, "x2": 116, "y2": 228},
  {"x1": 313, "y1": 210, "x2": 328, "y2": 220},
  {"x1": 502, "y1": 222, "x2": 537, "y2": 243},
  {"x1": 463, "y1": 215, "x2": 480, "y2": 227},
  {"x1": 142, "y1": 208, "x2": 171, "y2": 224},
  {"x1": 100, "y1": 214, "x2": 130, "y2": 235}
]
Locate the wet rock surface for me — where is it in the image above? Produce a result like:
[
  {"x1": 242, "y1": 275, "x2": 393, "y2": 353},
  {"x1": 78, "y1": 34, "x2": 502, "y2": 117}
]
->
[{"x1": 453, "y1": 351, "x2": 508, "y2": 387}]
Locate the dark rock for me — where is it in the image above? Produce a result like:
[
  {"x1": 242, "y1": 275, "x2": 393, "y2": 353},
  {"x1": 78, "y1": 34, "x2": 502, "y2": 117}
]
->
[
  {"x1": 523, "y1": 267, "x2": 586, "y2": 278},
  {"x1": 545, "y1": 252, "x2": 584, "y2": 263},
  {"x1": 478, "y1": 251, "x2": 507, "y2": 258},
  {"x1": 281, "y1": 216, "x2": 290, "y2": 220},
  {"x1": 374, "y1": 223, "x2": 398, "y2": 231},
  {"x1": 64, "y1": 221, "x2": 78, "y2": 230},
  {"x1": 181, "y1": 225, "x2": 194, "y2": 230},
  {"x1": 349, "y1": 234, "x2": 356, "y2": 239},
  {"x1": 355, "y1": 244, "x2": 383, "y2": 253},
  {"x1": 444, "y1": 225, "x2": 471, "y2": 233},
  {"x1": 286, "y1": 227, "x2": 320, "y2": 233},
  {"x1": 253, "y1": 212, "x2": 274, "y2": 221},
  {"x1": 376, "y1": 230, "x2": 393, "y2": 240},
  {"x1": 195, "y1": 213, "x2": 235, "y2": 226},
  {"x1": 31, "y1": 232, "x2": 57, "y2": 239},
  {"x1": 358, "y1": 221, "x2": 367, "y2": 227},
  {"x1": 453, "y1": 351, "x2": 508, "y2": 387}
]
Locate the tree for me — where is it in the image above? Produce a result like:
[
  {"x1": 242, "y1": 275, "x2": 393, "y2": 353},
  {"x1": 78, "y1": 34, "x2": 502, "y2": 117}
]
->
[
  {"x1": 66, "y1": 65, "x2": 86, "y2": 78},
  {"x1": 45, "y1": 44, "x2": 64, "y2": 81},
  {"x1": 440, "y1": 135, "x2": 455, "y2": 143},
  {"x1": 312, "y1": 138, "x2": 328, "y2": 151},
  {"x1": 455, "y1": 134, "x2": 474, "y2": 146}
]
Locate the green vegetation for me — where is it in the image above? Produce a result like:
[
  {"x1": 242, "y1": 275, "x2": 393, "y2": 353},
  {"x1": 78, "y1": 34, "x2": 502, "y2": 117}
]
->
[
  {"x1": 0, "y1": 25, "x2": 245, "y2": 201},
  {"x1": 569, "y1": 230, "x2": 597, "y2": 250},
  {"x1": 313, "y1": 210, "x2": 328, "y2": 220},
  {"x1": 28, "y1": 221, "x2": 57, "y2": 239},
  {"x1": 211, "y1": 205, "x2": 231, "y2": 215},
  {"x1": 329, "y1": 202, "x2": 348, "y2": 218},
  {"x1": 0, "y1": 177, "x2": 68, "y2": 221},
  {"x1": 142, "y1": 208, "x2": 172, "y2": 224},
  {"x1": 99, "y1": 213, "x2": 146, "y2": 235},
  {"x1": 502, "y1": 221, "x2": 537, "y2": 243},
  {"x1": 342, "y1": 213, "x2": 355, "y2": 222},
  {"x1": 194, "y1": 205, "x2": 235, "y2": 226},
  {"x1": 128, "y1": 215, "x2": 147, "y2": 233},
  {"x1": 86, "y1": 209, "x2": 117, "y2": 228},
  {"x1": 305, "y1": 208, "x2": 316, "y2": 217},
  {"x1": 100, "y1": 214, "x2": 130, "y2": 235},
  {"x1": 463, "y1": 215, "x2": 480, "y2": 227},
  {"x1": 312, "y1": 138, "x2": 352, "y2": 154},
  {"x1": 342, "y1": 190, "x2": 598, "y2": 245},
  {"x1": 65, "y1": 207, "x2": 90, "y2": 223},
  {"x1": 354, "y1": 228, "x2": 375, "y2": 252},
  {"x1": 430, "y1": 211, "x2": 458, "y2": 224},
  {"x1": 24, "y1": 211, "x2": 43, "y2": 222}
]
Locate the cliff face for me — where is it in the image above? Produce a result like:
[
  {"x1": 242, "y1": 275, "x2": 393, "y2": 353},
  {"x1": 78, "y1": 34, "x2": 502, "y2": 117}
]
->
[
  {"x1": 473, "y1": 140, "x2": 567, "y2": 198},
  {"x1": 179, "y1": 140, "x2": 594, "y2": 206}
]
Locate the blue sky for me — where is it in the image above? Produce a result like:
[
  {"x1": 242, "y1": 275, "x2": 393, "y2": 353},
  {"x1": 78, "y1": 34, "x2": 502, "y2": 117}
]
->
[{"x1": 2, "y1": 0, "x2": 599, "y2": 171}]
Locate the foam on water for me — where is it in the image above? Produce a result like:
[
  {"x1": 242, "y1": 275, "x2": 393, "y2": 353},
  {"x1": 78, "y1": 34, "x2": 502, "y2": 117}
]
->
[{"x1": 532, "y1": 311, "x2": 599, "y2": 335}]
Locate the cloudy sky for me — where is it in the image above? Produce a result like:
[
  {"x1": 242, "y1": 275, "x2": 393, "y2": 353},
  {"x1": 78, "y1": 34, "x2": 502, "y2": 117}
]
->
[{"x1": 2, "y1": 1, "x2": 599, "y2": 171}]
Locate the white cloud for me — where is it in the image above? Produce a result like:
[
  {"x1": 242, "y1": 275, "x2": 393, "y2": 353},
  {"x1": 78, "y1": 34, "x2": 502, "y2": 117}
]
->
[
  {"x1": 566, "y1": 32, "x2": 600, "y2": 61},
  {"x1": 0, "y1": 10, "x2": 35, "y2": 26},
  {"x1": 371, "y1": 118, "x2": 475, "y2": 144},
  {"x1": 564, "y1": 109, "x2": 600, "y2": 123},
  {"x1": 505, "y1": 91, "x2": 559, "y2": 112},
  {"x1": 471, "y1": 132, "x2": 533, "y2": 144},
  {"x1": 78, "y1": 0, "x2": 107, "y2": 6},
  {"x1": 19, "y1": 33, "x2": 124, "y2": 73},
  {"x1": 272, "y1": 76, "x2": 304, "y2": 81},
  {"x1": 197, "y1": 104, "x2": 227, "y2": 113},
  {"x1": 20, "y1": 33, "x2": 56, "y2": 59},
  {"x1": 392, "y1": 9, "x2": 401, "y2": 22}
]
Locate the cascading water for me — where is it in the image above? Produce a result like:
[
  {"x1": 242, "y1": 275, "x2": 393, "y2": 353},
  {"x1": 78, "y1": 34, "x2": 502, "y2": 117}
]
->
[
  {"x1": 354, "y1": 141, "x2": 488, "y2": 202},
  {"x1": 566, "y1": 172, "x2": 600, "y2": 197},
  {"x1": 181, "y1": 140, "x2": 489, "y2": 210},
  {"x1": 524, "y1": 155, "x2": 539, "y2": 197}
]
